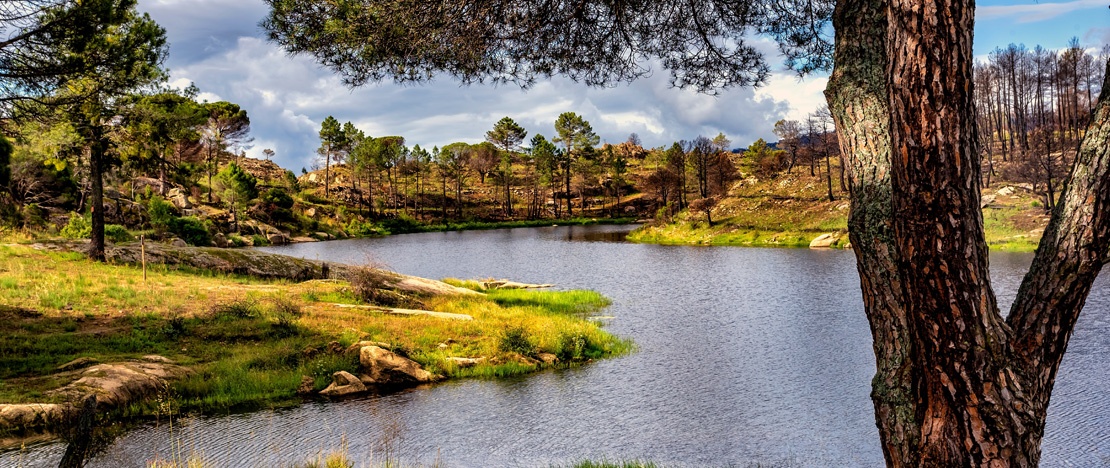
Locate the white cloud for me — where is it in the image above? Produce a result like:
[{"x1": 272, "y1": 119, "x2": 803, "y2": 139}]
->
[
  {"x1": 139, "y1": 0, "x2": 819, "y2": 170},
  {"x1": 976, "y1": 0, "x2": 1107, "y2": 24}
]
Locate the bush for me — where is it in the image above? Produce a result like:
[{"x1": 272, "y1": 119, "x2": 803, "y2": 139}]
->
[
  {"x1": 60, "y1": 212, "x2": 91, "y2": 239},
  {"x1": 349, "y1": 265, "x2": 395, "y2": 305},
  {"x1": 346, "y1": 219, "x2": 386, "y2": 237},
  {"x1": 172, "y1": 216, "x2": 211, "y2": 246},
  {"x1": 104, "y1": 224, "x2": 134, "y2": 243},
  {"x1": 556, "y1": 330, "x2": 591, "y2": 361},
  {"x1": 212, "y1": 299, "x2": 259, "y2": 319},
  {"x1": 251, "y1": 234, "x2": 269, "y2": 246},
  {"x1": 146, "y1": 195, "x2": 177, "y2": 233},
  {"x1": 498, "y1": 326, "x2": 536, "y2": 356}
]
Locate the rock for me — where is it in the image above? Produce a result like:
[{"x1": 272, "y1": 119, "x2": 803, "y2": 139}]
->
[
  {"x1": 267, "y1": 233, "x2": 288, "y2": 245},
  {"x1": 326, "y1": 341, "x2": 344, "y2": 354},
  {"x1": 996, "y1": 186, "x2": 1015, "y2": 197},
  {"x1": 47, "y1": 361, "x2": 190, "y2": 408},
  {"x1": 133, "y1": 177, "x2": 169, "y2": 195},
  {"x1": 291, "y1": 236, "x2": 317, "y2": 243},
  {"x1": 313, "y1": 232, "x2": 332, "y2": 240},
  {"x1": 319, "y1": 371, "x2": 367, "y2": 397},
  {"x1": 981, "y1": 194, "x2": 997, "y2": 208},
  {"x1": 809, "y1": 233, "x2": 839, "y2": 248},
  {"x1": 296, "y1": 375, "x2": 316, "y2": 395},
  {"x1": 167, "y1": 188, "x2": 192, "y2": 209},
  {"x1": 0, "y1": 404, "x2": 70, "y2": 433},
  {"x1": 305, "y1": 207, "x2": 317, "y2": 218},
  {"x1": 213, "y1": 232, "x2": 229, "y2": 248},
  {"x1": 346, "y1": 341, "x2": 392, "y2": 355},
  {"x1": 170, "y1": 238, "x2": 188, "y2": 248},
  {"x1": 359, "y1": 346, "x2": 440, "y2": 386},
  {"x1": 479, "y1": 279, "x2": 555, "y2": 290},
  {"x1": 56, "y1": 357, "x2": 98, "y2": 372},
  {"x1": 537, "y1": 353, "x2": 558, "y2": 365},
  {"x1": 445, "y1": 357, "x2": 485, "y2": 368}
]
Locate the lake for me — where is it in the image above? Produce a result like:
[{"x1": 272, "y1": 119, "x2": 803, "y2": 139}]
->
[{"x1": 6, "y1": 225, "x2": 1109, "y2": 467}]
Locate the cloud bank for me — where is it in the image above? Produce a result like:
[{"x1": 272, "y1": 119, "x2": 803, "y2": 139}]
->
[{"x1": 139, "y1": 0, "x2": 823, "y2": 172}]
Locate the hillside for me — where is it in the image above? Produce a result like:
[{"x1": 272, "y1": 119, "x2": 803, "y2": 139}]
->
[{"x1": 629, "y1": 161, "x2": 1049, "y2": 252}]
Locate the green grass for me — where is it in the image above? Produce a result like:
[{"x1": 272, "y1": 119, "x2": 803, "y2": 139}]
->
[{"x1": 0, "y1": 244, "x2": 631, "y2": 418}]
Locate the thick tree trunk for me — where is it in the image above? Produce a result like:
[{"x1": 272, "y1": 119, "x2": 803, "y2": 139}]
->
[
  {"x1": 886, "y1": 0, "x2": 1042, "y2": 464},
  {"x1": 825, "y1": 0, "x2": 920, "y2": 464}
]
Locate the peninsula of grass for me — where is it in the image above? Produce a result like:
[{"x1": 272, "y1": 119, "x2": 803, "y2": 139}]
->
[
  {"x1": 0, "y1": 244, "x2": 630, "y2": 420},
  {"x1": 371, "y1": 216, "x2": 638, "y2": 236}
]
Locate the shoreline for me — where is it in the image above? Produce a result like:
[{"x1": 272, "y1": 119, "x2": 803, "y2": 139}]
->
[{"x1": 0, "y1": 243, "x2": 631, "y2": 445}]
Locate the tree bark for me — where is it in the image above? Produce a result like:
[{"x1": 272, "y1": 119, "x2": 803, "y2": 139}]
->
[
  {"x1": 825, "y1": 0, "x2": 920, "y2": 463},
  {"x1": 88, "y1": 127, "x2": 106, "y2": 262}
]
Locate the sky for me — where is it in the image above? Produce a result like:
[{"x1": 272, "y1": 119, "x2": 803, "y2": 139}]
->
[{"x1": 135, "y1": 0, "x2": 1110, "y2": 173}]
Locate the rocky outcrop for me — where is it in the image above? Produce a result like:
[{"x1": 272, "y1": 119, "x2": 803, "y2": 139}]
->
[
  {"x1": 0, "y1": 356, "x2": 188, "y2": 435},
  {"x1": 319, "y1": 371, "x2": 367, "y2": 397},
  {"x1": 358, "y1": 346, "x2": 441, "y2": 387}
]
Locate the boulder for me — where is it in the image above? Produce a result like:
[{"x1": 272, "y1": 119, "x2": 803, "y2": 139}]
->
[
  {"x1": 212, "y1": 232, "x2": 229, "y2": 248},
  {"x1": 267, "y1": 233, "x2": 288, "y2": 245},
  {"x1": 359, "y1": 346, "x2": 440, "y2": 386},
  {"x1": 170, "y1": 238, "x2": 188, "y2": 248},
  {"x1": 980, "y1": 194, "x2": 997, "y2": 208},
  {"x1": 319, "y1": 371, "x2": 367, "y2": 397},
  {"x1": 537, "y1": 353, "x2": 558, "y2": 365},
  {"x1": 809, "y1": 233, "x2": 839, "y2": 249},
  {"x1": 0, "y1": 404, "x2": 70, "y2": 432},
  {"x1": 167, "y1": 188, "x2": 192, "y2": 209},
  {"x1": 345, "y1": 341, "x2": 392, "y2": 355},
  {"x1": 996, "y1": 186, "x2": 1015, "y2": 197}
]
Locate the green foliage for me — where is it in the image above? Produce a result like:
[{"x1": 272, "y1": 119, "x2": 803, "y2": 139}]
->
[
  {"x1": 172, "y1": 217, "x2": 211, "y2": 246},
  {"x1": 216, "y1": 163, "x2": 259, "y2": 206},
  {"x1": 61, "y1": 212, "x2": 92, "y2": 239},
  {"x1": 498, "y1": 326, "x2": 536, "y2": 356},
  {"x1": 261, "y1": 187, "x2": 294, "y2": 209},
  {"x1": 345, "y1": 219, "x2": 387, "y2": 237},
  {"x1": 146, "y1": 195, "x2": 177, "y2": 233},
  {"x1": 251, "y1": 234, "x2": 269, "y2": 246},
  {"x1": 105, "y1": 224, "x2": 134, "y2": 243}
]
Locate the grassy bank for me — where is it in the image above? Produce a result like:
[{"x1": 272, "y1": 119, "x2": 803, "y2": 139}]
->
[
  {"x1": 0, "y1": 244, "x2": 630, "y2": 417},
  {"x1": 628, "y1": 170, "x2": 1048, "y2": 252}
]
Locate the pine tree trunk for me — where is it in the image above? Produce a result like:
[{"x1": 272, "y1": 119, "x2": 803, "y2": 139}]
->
[{"x1": 825, "y1": 0, "x2": 919, "y2": 463}]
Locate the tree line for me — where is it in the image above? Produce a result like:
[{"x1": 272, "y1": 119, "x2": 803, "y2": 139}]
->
[{"x1": 974, "y1": 39, "x2": 1109, "y2": 208}]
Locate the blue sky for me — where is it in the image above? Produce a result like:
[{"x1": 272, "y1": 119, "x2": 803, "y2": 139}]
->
[{"x1": 136, "y1": 0, "x2": 1109, "y2": 172}]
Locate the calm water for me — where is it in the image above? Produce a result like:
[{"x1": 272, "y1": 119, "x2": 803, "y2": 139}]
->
[{"x1": 5, "y1": 225, "x2": 1109, "y2": 467}]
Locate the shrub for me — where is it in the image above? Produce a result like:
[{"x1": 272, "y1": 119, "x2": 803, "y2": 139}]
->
[
  {"x1": 172, "y1": 216, "x2": 211, "y2": 246},
  {"x1": 345, "y1": 219, "x2": 386, "y2": 237},
  {"x1": 556, "y1": 331, "x2": 590, "y2": 361},
  {"x1": 498, "y1": 326, "x2": 536, "y2": 356},
  {"x1": 60, "y1": 212, "x2": 91, "y2": 239},
  {"x1": 146, "y1": 195, "x2": 177, "y2": 233},
  {"x1": 212, "y1": 299, "x2": 259, "y2": 319},
  {"x1": 251, "y1": 234, "x2": 269, "y2": 246},
  {"x1": 104, "y1": 224, "x2": 134, "y2": 243},
  {"x1": 349, "y1": 265, "x2": 396, "y2": 305}
]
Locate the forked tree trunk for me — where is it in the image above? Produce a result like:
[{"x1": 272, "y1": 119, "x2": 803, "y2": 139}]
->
[{"x1": 829, "y1": 0, "x2": 1110, "y2": 464}]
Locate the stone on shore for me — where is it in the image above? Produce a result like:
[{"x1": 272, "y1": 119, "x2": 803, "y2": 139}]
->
[
  {"x1": 319, "y1": 371, "x2": 367, "y2": 397},
  {"x1": 359, "y1": 346, "x2": 441, "y2": 386}
]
